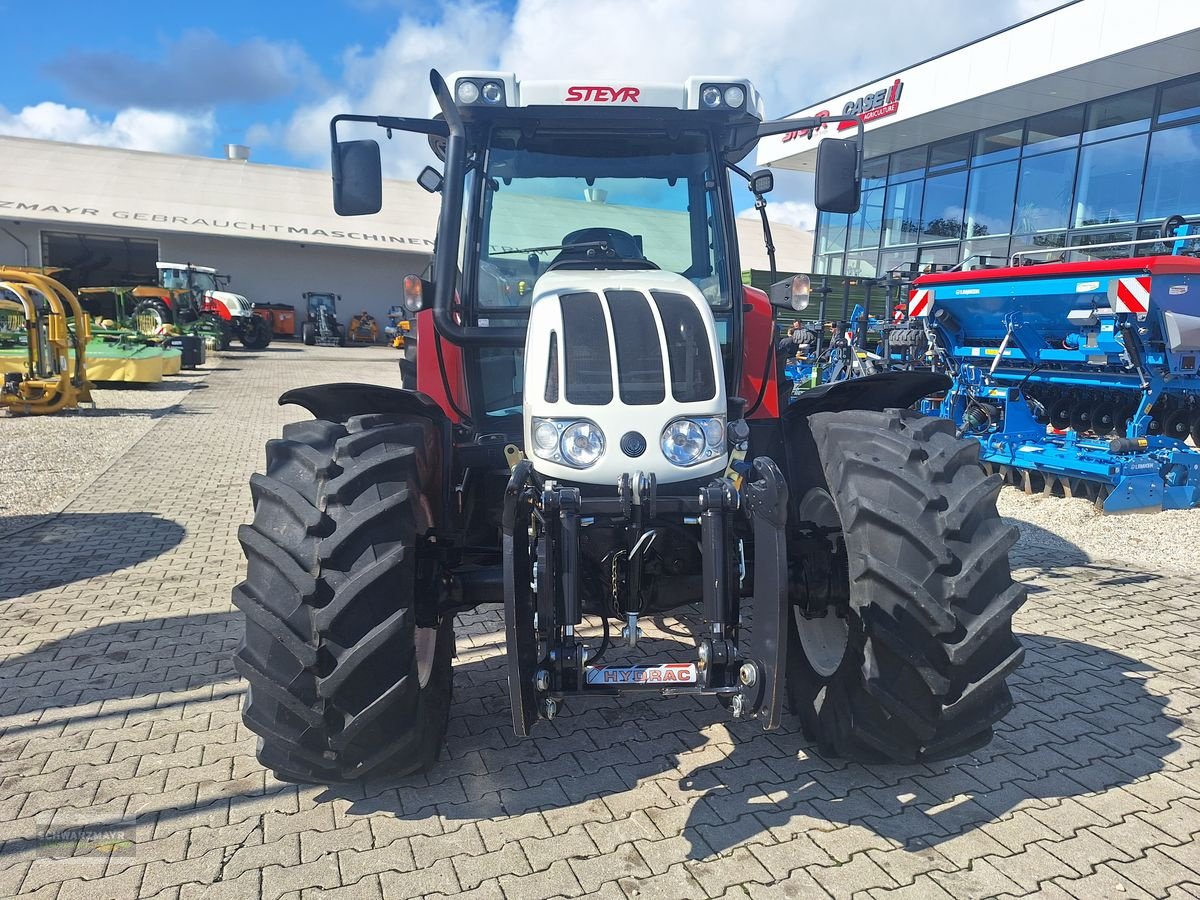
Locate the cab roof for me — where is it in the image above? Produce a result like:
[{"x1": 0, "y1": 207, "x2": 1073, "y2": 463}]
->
[
  {"x1": 445, "y1": 71, "x2": 765, "y2": 119},
  {"x1": 157, "y1": 262, "x2": 217, "y2": 273}
]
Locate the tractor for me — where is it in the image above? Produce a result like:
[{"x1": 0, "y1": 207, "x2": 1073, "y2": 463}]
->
[
  {"x1": 153, "y1": 262, "x2": 272, "y2": 350},
  {"x1": 301, "y1": 291, "x2": 346, "y2": 346},
  {"x1": 233, "y1": 70, "x2": 1027, "y2": 784}
]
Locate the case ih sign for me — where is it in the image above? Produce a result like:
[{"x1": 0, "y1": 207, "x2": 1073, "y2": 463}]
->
[
  {"x1": 782, "y1": 78, "x2": 905, "y2": 143},
  {"x1": 841, "y1": 78, "x2": 904, "y2": 127}
]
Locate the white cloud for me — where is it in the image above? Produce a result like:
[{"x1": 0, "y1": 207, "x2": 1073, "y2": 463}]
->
[
  {"x1": 496, "y1": 0, "x2": 1064, "y2": 119},
  {"x1": 281, "y1": 2, "x2": 507, "y2": 177},
  {"x1": 278, "y1": 0, "x2": 1064, "y2": 224},
  {"x1": 0, "y1": 102, "x2": 214, "y2": 154},
  {"x1": 741, "y1": 200, "x2": 819, "y2": 232}
]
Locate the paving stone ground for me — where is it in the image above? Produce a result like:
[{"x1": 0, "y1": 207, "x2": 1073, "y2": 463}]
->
[{"x1": 1, "y1": 344, "x2": 1198, "y2": 900}]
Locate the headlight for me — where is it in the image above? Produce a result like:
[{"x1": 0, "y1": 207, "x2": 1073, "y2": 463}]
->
[
  {"x1": 661, "y1": 416, "x2": 726, "y2": 467},
  {"x1": 531, "y1": 418, "x2": 605, "y2": 468},
  {"x1": 561, "y1": 421, "x2": 605, "y2": 467},
  {"x1": 701, "y1": 417, "x2": 724, "y2": 448},
  {"x1": 723, "y1": 85, "x2": 745, "y2": 108},
  {"x1": 533, "y1": 420, "x2": 559, "y2": 452},
  {"x1": 456, "y1": 81, "x2": 480, "y2": 104},
  {"x1": 481, "y1": 81, "x2": 504, "y2": 104},
  {"x1": 701, "y1": 86, "x2": 722, "y2": 108}
]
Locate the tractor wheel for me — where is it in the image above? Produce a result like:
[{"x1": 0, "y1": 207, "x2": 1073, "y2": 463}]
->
[
  {"x1": 786, "y1": 409, "x2": 1026, "y2": 763},
  {"x1": 233, "y1": 413, "x2": 453, "y2": 783},
  {"x1": 241, "y1": 316, "x2": 273, "y2": 350},
  {"x1": 132, "y1": 298, "x2": 172, "y2": 334},
  {"x1": 1191, "y1": 412, "x2": 1200, "y2": 446},
  {"x1": 399, "y1": 331, "x2": 418, "y2": 389},
  {"x1": 302, "y1": 322, "x2": 316, "y2": 346}
]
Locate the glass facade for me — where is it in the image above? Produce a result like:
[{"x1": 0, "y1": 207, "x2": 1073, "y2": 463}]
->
[{"x1": 811, "y1": 73, "x2": 1200, "y2": 276}]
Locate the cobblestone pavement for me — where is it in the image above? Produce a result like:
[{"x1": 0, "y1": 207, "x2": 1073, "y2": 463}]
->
[{"x1": 1, "y1": 346, "x2": 1198, "y2": 900}]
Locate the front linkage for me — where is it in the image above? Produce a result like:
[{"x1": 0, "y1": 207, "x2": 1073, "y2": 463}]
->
[{"x1": 502, "y1": 455, "x2": 789, "y2": 735}]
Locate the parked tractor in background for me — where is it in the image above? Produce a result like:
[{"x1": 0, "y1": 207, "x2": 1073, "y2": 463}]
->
[
  {"x1": 233, "y1": 70, "x2": 1027, "y2": 785},
  {"x1": 154, "y1": 262, "x2": 272, "y2": 350},
  {"x1": 301, "y1": 291, "x2": 346, "y2": 346},
  {"x1": 915, "y1": 223, "x2": 1200, "y2": 513}
]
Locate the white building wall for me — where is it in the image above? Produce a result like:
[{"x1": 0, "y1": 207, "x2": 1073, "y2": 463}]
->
[{"x1": 0, "y1": 217, "x2": 426, "y2": 333}]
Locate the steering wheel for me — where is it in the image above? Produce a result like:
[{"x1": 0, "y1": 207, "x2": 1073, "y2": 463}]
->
[
  {"x1": 1161, "y1": 214, "x2": 1189, "y2": 240},
  {"x1": 546, "y1": 228, "x2": 659, "y2": 271}
]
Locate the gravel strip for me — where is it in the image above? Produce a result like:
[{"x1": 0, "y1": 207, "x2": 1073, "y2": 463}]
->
[
  {"x1": 0, "y1": 364, "x2": 214, "y2": 533},
  {"x1": 999, "y1": 486, "x2": 1198, "y2": 574}
]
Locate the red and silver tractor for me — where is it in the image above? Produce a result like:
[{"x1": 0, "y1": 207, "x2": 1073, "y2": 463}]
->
[
  {"x1": 154, "y1": 262, "x2": 272, "y2": 350},
  {"x1": 233, "y1": 70, "x2": 1026, "y2": 783}
]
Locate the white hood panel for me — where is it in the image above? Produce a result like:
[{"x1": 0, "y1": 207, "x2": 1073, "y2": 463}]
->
[
  {"x1": 207, "y1": 290, "x2": 253, "y2": 317},
  {"x1": 523, "y1": 270, "x2": 727, "y2": 486}
]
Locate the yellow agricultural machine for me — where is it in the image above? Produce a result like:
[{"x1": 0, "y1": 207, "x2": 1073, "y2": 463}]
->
[
  {"x1": 347, "y1": 309, "x2": 380, "y2": 343},
  {"x1": 385, "y1": 305, "x2": 411, "y2": 349},
  {"x1": 0, "y1": 268, "x2": 92, "y2": 415}
]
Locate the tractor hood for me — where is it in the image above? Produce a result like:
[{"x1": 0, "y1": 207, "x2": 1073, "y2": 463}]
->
[
  {"x1": 523, "y1": 269, "x2": 727, "y2": 485},
  {"x1": 206, "y1": 290, "x2": 253, "y2": 317}
]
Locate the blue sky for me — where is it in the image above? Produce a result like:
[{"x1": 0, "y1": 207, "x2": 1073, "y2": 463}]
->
[
  {"x1": 0, "y1": 0, "x2": 1059, "y2": 228},
  {"x1": 0, "y1": 1, "x2": 500, "y2": 164}
]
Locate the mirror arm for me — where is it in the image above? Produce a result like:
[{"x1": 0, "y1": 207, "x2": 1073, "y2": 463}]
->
[
  {"x1": 726, "y1": 160, "x2": 776, "y2": 280},
  {"x1": 330, "y1": 113, "x2": 449, "y2": 140},
  {"x1": 755, "y1": 114, "x2": 864, "y2": 179}
]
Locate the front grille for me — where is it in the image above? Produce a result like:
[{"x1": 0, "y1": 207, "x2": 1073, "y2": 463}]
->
[
  {"x1": 606, "y1": 290, "x2": 666, "y2": 405},
  {"x1": 651, "y1": 291, "x2": 717, "y2": 402},
  {"x1": 560, "y1": 292, "x2": 613, "y2": 405}
]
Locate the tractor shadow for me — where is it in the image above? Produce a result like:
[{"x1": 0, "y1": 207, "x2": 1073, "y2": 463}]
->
[
  {"x1": 326, "y1": 622, "x2": 1183, "y2": 860},
  {"x1": 0, "y1": 512, "x2": 187, "y2": 602}
]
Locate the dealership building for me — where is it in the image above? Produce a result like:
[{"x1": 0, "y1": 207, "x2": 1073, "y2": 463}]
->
[
  {"x1": 759, "y1": 0, "x2": 1200, "y2": 277},
  {"x1": 0, "y1": 135, "x2": 442, "y2": 325},
  {"x1": 0, "y1": 135, "x2": 809, "y2": 327}
]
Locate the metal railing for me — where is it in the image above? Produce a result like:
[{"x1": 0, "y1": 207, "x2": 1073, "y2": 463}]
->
[{"x1": 1010, "y1": 232, "x2": 1200, "y2": 265}]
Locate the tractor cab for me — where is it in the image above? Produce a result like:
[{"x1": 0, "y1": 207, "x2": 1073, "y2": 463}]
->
[
  {"x1": 333, "y1": 73, "x2": 863, "y2": 438},
  {"x1": 231, "y1": 69, "x2": 1028, "y2": 785}
]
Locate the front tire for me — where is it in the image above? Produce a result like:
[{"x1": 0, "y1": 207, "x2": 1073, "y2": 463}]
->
[
  {"x1": 302, "y1": 322, "x2": 316, "y2": 346},
  {"x1": 399, "y1": 329, "x2": 417, "y2": 389},
  {"x1": 786, "y1": 409, "x2": 1026, "y2": 762},
  {"x1": 233, "y1": 413, "x2": 452, "y2": 783},
  {"x1": 132, "y1": 298, "x2": 172, "y2": 334},
  {"x1": 241, "y1": 316, "x2": 273, "y2": 350}
]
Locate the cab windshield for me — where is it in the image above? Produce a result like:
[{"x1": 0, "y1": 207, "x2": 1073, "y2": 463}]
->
[
  {"x1": 160, "y1": 268, "x2": 219, "y2": 293},
  {"x1": 467, "y1": 128, "x2": 733, "y2": 310}
]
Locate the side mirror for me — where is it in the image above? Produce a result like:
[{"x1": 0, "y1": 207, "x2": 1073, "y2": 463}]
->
[
  {"x1": 814, "y1": 138, "x2": 861, "y2": 214},
  {"x1": 749, "y1": 169, "x2": 774, "y2": 195},
  {"x1": 769, "y1": 274, "x2": 811, "y2": 311},
  {"x1": 332, "y1": 139, "x2": 383, "y2": 216},
  {"x1": 417, "y1": 165, "x2": 444, "y2": 194}
]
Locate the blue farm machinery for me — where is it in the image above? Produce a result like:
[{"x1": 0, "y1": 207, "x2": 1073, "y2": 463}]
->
[{"x1": 914, "y1": 253, "x2": 1200, "y2": 513}]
